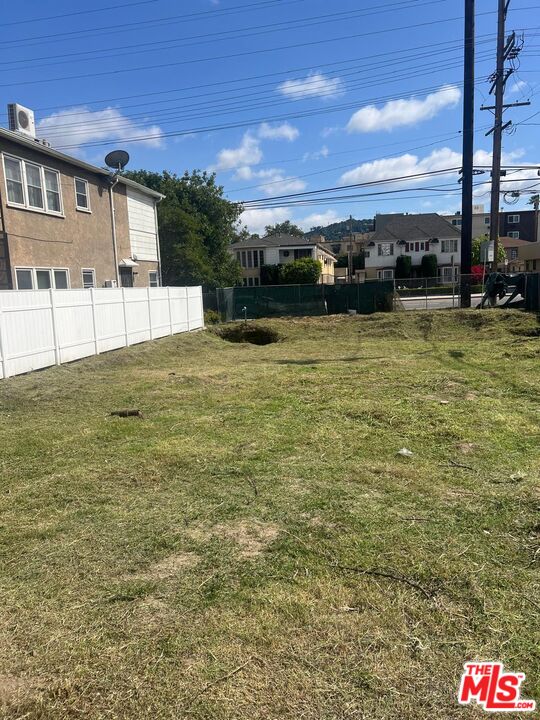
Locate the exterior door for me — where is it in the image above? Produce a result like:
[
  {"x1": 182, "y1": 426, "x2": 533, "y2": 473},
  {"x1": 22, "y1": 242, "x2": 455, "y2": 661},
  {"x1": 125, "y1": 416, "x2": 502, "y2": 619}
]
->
[{"x1": 119, "y1": 267, "x2": 133, "y2": 288}]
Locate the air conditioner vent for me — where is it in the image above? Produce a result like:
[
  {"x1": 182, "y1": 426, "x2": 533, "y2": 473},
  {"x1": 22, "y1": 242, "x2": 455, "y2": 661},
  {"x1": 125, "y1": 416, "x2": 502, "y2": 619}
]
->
[{"x1": 7, "y1": 103, "x2": 36, "y2": 138}]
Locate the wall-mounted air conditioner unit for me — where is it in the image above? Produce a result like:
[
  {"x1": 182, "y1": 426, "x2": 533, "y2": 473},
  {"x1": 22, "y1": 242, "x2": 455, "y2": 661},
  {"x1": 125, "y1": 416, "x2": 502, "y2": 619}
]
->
[
  {"x1": 103, "y1": 280, "x2": 117, "y2": 288},
  {"x1": 7, "y1": 103, "x2": 36, "y2": 138}
]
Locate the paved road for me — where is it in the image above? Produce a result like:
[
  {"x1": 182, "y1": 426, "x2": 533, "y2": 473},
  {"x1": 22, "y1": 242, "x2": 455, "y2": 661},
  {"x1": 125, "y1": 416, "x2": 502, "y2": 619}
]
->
[{"x1": 399, "y1": 293, "x2": 483, "y2": 310}]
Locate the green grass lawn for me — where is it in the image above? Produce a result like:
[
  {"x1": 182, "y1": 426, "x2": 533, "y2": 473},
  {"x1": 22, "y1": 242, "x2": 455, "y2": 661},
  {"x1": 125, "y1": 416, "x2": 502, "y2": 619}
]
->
[{"x1": 0, "y1": 311, "x2": 539, "y2": 719}]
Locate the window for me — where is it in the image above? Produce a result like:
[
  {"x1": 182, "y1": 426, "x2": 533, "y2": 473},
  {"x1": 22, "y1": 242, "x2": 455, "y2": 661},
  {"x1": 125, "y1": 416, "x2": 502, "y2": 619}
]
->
[
  {"x1": 74, "y1": 177, "x2": 90, "y2": 211},
  {"x1": 441, "y1": 239, "x2": 458, "y2": 253},
  {"x1": 442, "y1": 266, "x2": 459, "y2": 283},
  {"x1": 82, "y1": 269, "x2": 96, "y2": 288},
  {"x1": 45, "y1": 170, "x2": 61, "y2": 213},
  {"x1": 510, "y1": 248, "x2": 518, "y2": 260},
  {"x1": 254, "y1": 277, "x2": 260, "y2": 286},
  {"x1": 247, "y1": 277, "x2": 254, "y2": 286},
  {"x1": 378, "y1": 243, "x2": 394, "y2": 256},
  {"x1": 236, "y1": 252, "x2": 241, "y2": 264},
  {"x1": 247, "y1": 251, "x2": 253, "y2": 269},
  {"x1": 15, "y1": 268, "x2": 32, "y2": 289},
  {"x1": 4, "y1": 156, "x2": 24, "y2": 205},
  {"x1": 451, "y1": 218, "x2": 462, "y2": 226},
  {"x1": 253, "y1": 250, "x2": 259, "y2": 268},
  {"x1": 508, "y1": 214, "x2": 520, "y2": 224},
  {"x1": 294, "y1": 248, "x2": 312, "y2": 259},
  {"x1": 259, "y1": 250, "x2": 264, "y2": 266},
  {"x1": 241, "y1": 251, "x2": 247, "y2": 268},
  {"x1": 364, "y1": 250, "x2": 370, "y2": 258},
  {"x1": 377, "y1": 269, "x2": 394, "y2": 280},
  {"x1": 3, "y1": 154, "x2": 62, "y2": 215},
  {"x1": 53, "y1": 270, "x2": 68, "y2": 289},
  {"x1": 484, "y1": 217, "x2": 490, "y2": 225},
  {"x1": 148, "y1": 271, "x2": 159, "y2": 287},
  {"x1": 508, "y1": 231, "x2": 520, "y2": 239},
  {"x1": 16, "y1": 267, "x2": 70, "y2": 290},
  {"x1": 25, "y1": 162, "x2": 44, "y2": 209}
]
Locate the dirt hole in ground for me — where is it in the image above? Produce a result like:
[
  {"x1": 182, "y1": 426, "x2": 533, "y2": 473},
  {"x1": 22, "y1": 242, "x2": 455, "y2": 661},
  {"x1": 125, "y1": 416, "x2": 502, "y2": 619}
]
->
[{"x1": 217, "y1": 324, "x2": 281, "y2": 346}]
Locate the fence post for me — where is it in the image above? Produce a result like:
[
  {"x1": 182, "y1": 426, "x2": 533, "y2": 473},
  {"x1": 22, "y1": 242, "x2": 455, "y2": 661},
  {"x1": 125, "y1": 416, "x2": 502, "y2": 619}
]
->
[
  {"x1": 90, "y1": 288, "x2": 100, "y2": 355},
  {"x1": 49, "y1": 288, "x2": 61, "y2": 366},
  {"x1": 147, "y1": 286, "x2": 154, "y2": 340},
  {"x1": 121, "y1": 287, "x2": 129, "y2": 346},
  {"x1": 186, "y1": 288, "x2": 191, "y2": 331},
  {"x1": 0, "y1": 298, "x2": 8, "y2": 378},
  {"x1": 425, "y1": 278, "x2": 428, "y2": 310},
  {"x1": 167, "y1": 286, "x2": 173, "y2": 335}
]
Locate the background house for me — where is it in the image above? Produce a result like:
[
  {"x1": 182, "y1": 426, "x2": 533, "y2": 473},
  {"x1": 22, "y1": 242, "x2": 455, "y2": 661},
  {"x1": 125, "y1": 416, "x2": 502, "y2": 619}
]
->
[
  {"x1": 0, "y1": 106, "x2": 163, "y2": 290},
  {"x1": 230, "y1": 233, "x2": 336, "y2": 285},
  {"x1": 443, "y1": 204, "x2": 539, "y2": 243},
  {"x1": 365, "y1": 214, "x2": 461, "y2": 281}
]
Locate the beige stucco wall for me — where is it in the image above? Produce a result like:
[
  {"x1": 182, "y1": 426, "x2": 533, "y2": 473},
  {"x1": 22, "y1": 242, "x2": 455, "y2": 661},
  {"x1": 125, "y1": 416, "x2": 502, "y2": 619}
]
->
[{"x1": 0, "y1": 139, "x2": 158, "y2": 288}]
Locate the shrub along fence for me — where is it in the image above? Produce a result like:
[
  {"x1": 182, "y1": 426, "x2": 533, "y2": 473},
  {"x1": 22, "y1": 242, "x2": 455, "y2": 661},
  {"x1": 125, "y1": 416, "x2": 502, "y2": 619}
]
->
[{"x1": 212, "y1": 282, "x2": 394, "y2": 321}]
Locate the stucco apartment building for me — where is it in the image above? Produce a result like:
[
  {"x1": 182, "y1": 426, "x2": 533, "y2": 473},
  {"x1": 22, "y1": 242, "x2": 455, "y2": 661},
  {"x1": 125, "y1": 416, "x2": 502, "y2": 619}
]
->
[
  {"x1": 0, "y1": 108, "x2": 163, "y2": 291},
  {"x1": 443, "y1": 204, "x2": 539, "y2": 243},
  {"x1": 230, "y1": 233, "x2": 336, "y2": 285}
]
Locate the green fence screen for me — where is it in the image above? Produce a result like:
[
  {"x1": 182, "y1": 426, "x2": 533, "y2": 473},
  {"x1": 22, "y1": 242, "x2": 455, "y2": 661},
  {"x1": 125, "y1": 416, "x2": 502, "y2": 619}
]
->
[{"x1": 214, "y1": 282, "x2": 394, "y2": 322}]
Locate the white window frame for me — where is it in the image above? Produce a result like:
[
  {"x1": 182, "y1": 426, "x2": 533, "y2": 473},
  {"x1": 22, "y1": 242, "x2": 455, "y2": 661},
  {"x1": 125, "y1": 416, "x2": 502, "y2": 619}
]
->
[
  {"x1": 378, "y1": 243, "x2": 394, "y2": 257},
  {"x1": 442, "y1": 266, "x2": 459, "y2": 283},
  {"x1": 508, "y1": 230, "x2": 520, "y2": 239},
  {"x1": 148, "y1": 270, "x2": 159, "y2": 287},
  {"x1": 82, "y1": 268, "x2": 96, "y2": 288},
  {"x1": 377, "y1": 269, "x2": 394, "y2": 280},
  {"x1": 441, "y1": 239, "x2": 458, "y2": 253},
  {"x1": 74, "y1": 177, "x2": 91, "y2": 212},
  {"x1": 2, "y1": 153, "x2": 64, "y2": 217},
  {"x1": 451, "y1": 218, "x2": 462, "y2": 227},
  {"x1": 484, "y1": 217, "x2": 490, "y2": 225},
  {"x1": 508, "y1": 214, "x2": 520, "y2": 224},
  {"x1": 14, "y1": 266, "x2": 70, "y2": 290}
]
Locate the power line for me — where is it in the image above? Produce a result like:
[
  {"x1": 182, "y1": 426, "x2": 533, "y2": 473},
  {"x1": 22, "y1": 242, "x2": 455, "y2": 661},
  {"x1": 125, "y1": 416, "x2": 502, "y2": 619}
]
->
[
  {"x1": 0, "y1": 9, "x2": 509, "y2": 89},
  {"x1": 3, "y1": 0, "x2": 162, "y2": 26},
  {"x1": 0, "y1": 0, "x2": 450, "y2": 70}
]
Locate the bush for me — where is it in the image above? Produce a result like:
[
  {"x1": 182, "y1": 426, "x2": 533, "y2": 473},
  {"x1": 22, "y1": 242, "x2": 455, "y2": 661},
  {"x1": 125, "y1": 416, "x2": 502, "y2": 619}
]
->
[
  {"x1": 420, "y1": 254, "x2": 438, "y2": 278},
  {"x1": 279, "y1": 258, "x2": 322, "y2": 285},
  {"x1": 204, "y1": 309, "x2": 220, "y2": 325},
  {"x1": 260, "y1": 264, "x2": 281, "y2": 285},
  {"x1": 395, "y1": 255, "x2": 412, "y2": 279}
]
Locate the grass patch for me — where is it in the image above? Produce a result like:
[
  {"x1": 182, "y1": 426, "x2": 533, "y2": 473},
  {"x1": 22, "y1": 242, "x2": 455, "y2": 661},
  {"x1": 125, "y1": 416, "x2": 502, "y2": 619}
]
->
[{"x1": 0, "y1": 311, "x2": 539, "y2": 719}]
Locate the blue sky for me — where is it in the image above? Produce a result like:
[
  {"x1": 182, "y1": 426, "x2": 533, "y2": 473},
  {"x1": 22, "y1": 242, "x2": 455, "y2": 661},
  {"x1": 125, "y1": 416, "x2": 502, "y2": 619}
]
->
[{"x1": 2, "y1": 0, "x2": 539, "y2": 234}]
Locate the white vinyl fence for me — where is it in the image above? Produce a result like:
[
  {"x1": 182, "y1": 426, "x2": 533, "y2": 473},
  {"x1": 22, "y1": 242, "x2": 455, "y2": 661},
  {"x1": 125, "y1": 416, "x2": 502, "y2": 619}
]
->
[{"x1": 0, "y1": 286, "x2": 204, "y2": 379}]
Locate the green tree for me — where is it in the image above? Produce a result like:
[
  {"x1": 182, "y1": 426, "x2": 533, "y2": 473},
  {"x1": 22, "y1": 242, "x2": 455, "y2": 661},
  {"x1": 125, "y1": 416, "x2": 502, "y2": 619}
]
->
[
  {"x1": 264, "y1": 220, "x2": 304, "y2": 237},
  {"x1": 395, "y1": 255, "x2": 412, "y2": 279},
  {"x1": 471, "y1": 235, "x2": 506, "y2": 265},
  {"x1": 123, "y1": 170, "x2": 242, "y2": 289},
  {"x1": 420, "y1": 254, "x2": 438, "y2": 278},
  {"x1": 279, "y1": 258, "x2": 322, "y2": 284}
]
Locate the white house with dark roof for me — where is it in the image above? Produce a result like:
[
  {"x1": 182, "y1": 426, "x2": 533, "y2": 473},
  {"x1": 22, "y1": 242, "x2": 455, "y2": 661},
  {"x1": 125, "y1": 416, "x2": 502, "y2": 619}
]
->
[
  {"x1": 364, "y1": 213, "x2": 462, "y2": 282},
  {"x1": 230, "y1": 233, "x2": 336, "y2": 285}
]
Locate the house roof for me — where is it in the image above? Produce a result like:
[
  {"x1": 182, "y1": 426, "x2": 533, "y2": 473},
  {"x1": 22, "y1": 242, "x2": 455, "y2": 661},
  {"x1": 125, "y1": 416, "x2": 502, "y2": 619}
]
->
[
  {"x1": 499, "y1": 236, "x2": 532, "y2": 248},
  {"x1": 231, "y1": 233, "x2": 336, "y2": 257},
  {"x1": 0, "y1": 127, "x2": 164, "y2": 200},
  {"x1": 372, "y1": 213, "x2": 460, "y2": 242}
]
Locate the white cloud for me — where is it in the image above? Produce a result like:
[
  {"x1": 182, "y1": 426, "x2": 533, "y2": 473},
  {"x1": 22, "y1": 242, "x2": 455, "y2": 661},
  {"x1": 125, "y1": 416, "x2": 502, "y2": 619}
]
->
[
  {"x1": 234, "y1": 166, "x2": 306, "y2": 196},
  {"x1": 37, "y1": 106, "x2": 164, "y2": 151},
  {"x1": 210, "y1": 132, "x2": 262, "y2": 171},
  {"x1": 303, "y1": 146, "x2": 329, "y2": 162},
  {"x1": 258, "y1": 122, "x2": 299, "y2": 141},
  {"x1": 240, "y1": 207, "x2": 289, "y2": 235},
  {"x1": 277, "y1": 72, "x2": 345, "y2": 100},
  {"x1": 340, "y1": 147, "x2": 461, "y2": 185},
  {"x1": 509, "y1": 79, "x2": 527, "y2": 94},
  {"x1": 297, "y1": 210, "x2": 342, "y2": 230},
  {"x1": 347, "y1": 85, "x2": 461, "y2": 134}
]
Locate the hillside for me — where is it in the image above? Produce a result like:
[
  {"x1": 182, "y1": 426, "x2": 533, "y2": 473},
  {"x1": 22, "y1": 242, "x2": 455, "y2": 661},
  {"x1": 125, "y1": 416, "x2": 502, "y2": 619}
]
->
[{"x1": 306, "y1": 217, "x2": 374, "y2": 241}]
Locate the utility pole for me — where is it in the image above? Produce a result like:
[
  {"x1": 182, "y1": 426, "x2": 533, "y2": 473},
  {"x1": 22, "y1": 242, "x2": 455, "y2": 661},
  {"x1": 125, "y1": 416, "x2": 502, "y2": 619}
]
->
[
  {"x1": 481, "y1": 0, "x2": 529, "y2": 269},
  {"x1": 460, "y1": 0, "x2": 475, "y2": 308},
  {"x1": 348, "y1": 214, "x2": 353, "y2": 283}
]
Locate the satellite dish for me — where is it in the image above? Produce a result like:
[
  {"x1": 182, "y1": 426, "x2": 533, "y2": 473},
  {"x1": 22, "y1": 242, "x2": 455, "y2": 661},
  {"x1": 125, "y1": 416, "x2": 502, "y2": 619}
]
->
[{"x1": 104, "y1": 150, "x2": 130, "y2": 172}]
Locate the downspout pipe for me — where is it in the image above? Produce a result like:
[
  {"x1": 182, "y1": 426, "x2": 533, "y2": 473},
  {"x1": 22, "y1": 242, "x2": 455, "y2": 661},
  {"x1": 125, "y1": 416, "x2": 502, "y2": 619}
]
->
[
  {"x1": 154, "y1": 196, "x2": 163, "y2": 286},
  {"x1": 108, "y1": 176, "x2": 120, "y2": 287}
]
